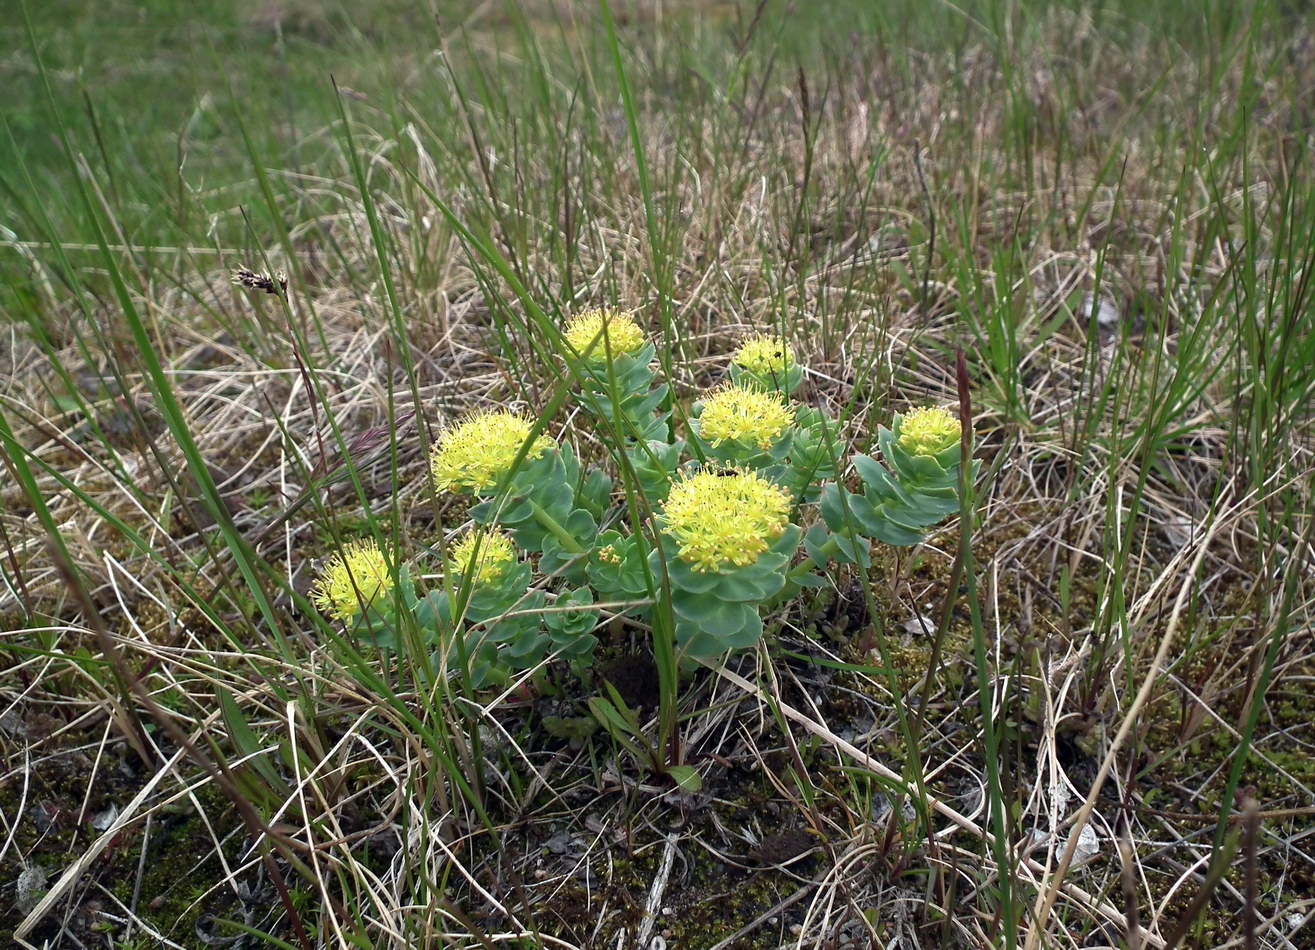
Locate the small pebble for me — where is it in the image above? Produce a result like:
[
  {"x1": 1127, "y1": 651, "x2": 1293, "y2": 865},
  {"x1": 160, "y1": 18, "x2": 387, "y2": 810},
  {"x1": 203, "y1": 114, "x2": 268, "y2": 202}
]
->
[{"x1": 16, "y1": 865, "x2": 46, "y2": 914}]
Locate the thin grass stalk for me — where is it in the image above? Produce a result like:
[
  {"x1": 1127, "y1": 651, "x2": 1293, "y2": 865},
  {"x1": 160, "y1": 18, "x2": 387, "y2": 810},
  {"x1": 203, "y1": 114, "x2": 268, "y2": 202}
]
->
[
  {"x1": 598, "y1": 0, "x2": 679, "y2": 427},
  {"x1": 955, "y1": 350, "x2": 1017, "y2": 946}
]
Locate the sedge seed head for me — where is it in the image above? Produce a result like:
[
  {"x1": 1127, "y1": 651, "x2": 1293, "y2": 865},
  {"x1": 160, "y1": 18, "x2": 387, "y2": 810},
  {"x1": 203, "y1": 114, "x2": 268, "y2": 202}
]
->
[
  {"x1": 450, "y1": 529, "x2": 517, "y2": 586},
  {"x1": 660, "y1": 467, "x2": 792, "y2": 572},
  {"x1": 430, "y1": 410, "x2": 554, "y2": 493},
  {"x1": 311, "y1": 539, "x2": 393, "y2": 622},
  {"x1": 563, "y1": 308, "x2": 646, "y2": 361},
  {"x1": 897, "y1": 406, "x2": 961, "y2": 456},
  {"x1": 732, "y1": 333, "x2": 795, "y2": 376},
  {"x1": 697, "y1": 382, "x2": 794, "y2": 450}
]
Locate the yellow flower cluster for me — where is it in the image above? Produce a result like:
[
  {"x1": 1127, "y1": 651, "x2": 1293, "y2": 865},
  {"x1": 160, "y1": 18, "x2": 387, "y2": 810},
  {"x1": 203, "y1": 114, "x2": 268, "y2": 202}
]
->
[
  {"x1": 311, "y1": 539, "x2": 393, "y2": 622},
  {"x1": 897, "y1": 406, "x2": 961, "y2": 457},
  {"x1": 697, "y1": 382, "x2": 794, "y2": 450},
  {"x1": 563, "y1": 308, "x2": 647, "y2": 360},
  {"x1": 732, "y1": 333, "x2": 795, "y2": 376},
  {"x1": 660, "y1": 468, "x2": 792, "y2": 572},
  {"x1": 430, "y1": 410, "x2": 554, "y2": 493},
  {"x1": 450, "y1": 529, "x2": 516, "y2": 586}
]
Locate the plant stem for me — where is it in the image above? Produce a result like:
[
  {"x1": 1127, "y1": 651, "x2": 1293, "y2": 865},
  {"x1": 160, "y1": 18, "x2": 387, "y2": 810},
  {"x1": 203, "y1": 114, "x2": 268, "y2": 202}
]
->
[{"x1": 530, "y1": 501, "x2": 586, "y2": 554}]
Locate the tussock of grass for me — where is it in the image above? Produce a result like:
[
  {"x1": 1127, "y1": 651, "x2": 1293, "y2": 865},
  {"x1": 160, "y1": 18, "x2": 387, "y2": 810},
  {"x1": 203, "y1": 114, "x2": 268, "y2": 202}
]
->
[{"x1": 2, "y1": 1, "x2": 1313, "y2": 948}]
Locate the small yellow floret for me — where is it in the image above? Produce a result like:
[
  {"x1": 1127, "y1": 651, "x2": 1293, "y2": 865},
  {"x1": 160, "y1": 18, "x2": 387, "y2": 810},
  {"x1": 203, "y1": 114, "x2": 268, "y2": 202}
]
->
[
  {"x1": 697, "y1": 382, "x2": 794, "y2": 450},
  {"x1": 450, "y1": 529, "x2": 516, "y2": 586},
  {"x1": 563, "y1": 308, "x2": 646, "y2": 360},
  {"x1": 732, "y1": 333, "x2": 795, "y2": 376},
  {"x1": 430, "y1": 410, "x2": 554, "y2": 493},
  {"x1": 660, "y1": 468, "x2": 792, "y2": 572},
  {"x1": 312, "y1": 539, "x2": 393, "y2": 622},
  {"x1": 897, "y1": 406, "x2": 961, "y2": 456}
]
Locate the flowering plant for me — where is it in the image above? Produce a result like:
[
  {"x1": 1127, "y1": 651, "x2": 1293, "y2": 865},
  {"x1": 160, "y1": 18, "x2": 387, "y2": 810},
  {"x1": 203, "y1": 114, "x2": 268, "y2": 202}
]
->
[{"x1": 308, "y1": 317, "x2": 976, "y2": 689}]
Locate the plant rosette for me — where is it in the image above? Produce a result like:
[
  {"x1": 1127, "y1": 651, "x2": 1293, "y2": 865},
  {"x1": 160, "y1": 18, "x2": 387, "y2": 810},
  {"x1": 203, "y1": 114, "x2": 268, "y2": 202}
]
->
[
  {"x1": 562, "y1": 308, "x2": 648, "y2": 364},
  {"x1": 340, "y1": 565, "x2": 419, "y2": 652},
  {"x1": 651, "y1": 526, "x2": 802, "y2": 658},
  {"x1": 651, "y1": 466, "x2": 801, "y2": 658},
  {"x1": 467, "y1": 449, "x2": 599, "y2": 581},
  {"x1": 625, "y1": 438, "x2": 685, "y2": 505},
  {"x1": 688, "y1": 381, "x2": 796, "y2": 471},
  {"x1": 417, "y1": 556, "x2": 549, "y2": 687},
  {"x1": 781, "y1": 404, "x2": 845, "y2": 503},
  {"x1": 309, "y1": 539, "x2": 415, "y2": 651},
  {"x1": 570, "y1": 339, "x2": 671, "y2": 442},
  {"x1": 818, "y1": 407, "x2": 977, "y2": 553},
  {"x1": 729, "y1": 333, "x2": 804, "y2": 396},
  {"x1": 587, "y1": 530, "x2": 656, "y2": 604},
  {"x1": 543, "y1": 587, "x2": 602, "y2": 664}
]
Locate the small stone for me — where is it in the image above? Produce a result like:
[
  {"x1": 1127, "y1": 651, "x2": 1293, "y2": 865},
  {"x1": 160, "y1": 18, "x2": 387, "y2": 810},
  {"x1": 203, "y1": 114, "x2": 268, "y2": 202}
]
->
[
  {"x1": 92, "y1": 803, "x2": 121, "y2": 832},
  {"x1": 0, "y1": 709, "x2": 23, "y2": 735},
  {"x1": 16, "y1": 865, "x2": 46, "y2": 914},
  {"x1": 662, "y1": 906, "x2": 674, "y2": 916},
  {"x1": 901, "y1": 613, "x2": 935, "y2": 636},
  {"x1": 1082, "y1": 294, "x2": 1121, "y2": 329}
]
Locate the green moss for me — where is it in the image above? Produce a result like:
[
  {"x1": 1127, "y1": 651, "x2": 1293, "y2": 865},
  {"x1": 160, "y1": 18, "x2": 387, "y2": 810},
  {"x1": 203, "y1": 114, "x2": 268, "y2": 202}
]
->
[{"x1": 105, "y1": 783, "x2": 244, "y2": 943}]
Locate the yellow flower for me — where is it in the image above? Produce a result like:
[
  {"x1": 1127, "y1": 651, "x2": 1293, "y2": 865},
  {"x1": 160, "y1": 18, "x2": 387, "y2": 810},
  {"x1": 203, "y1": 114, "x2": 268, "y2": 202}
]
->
[
  {"x1": 449, "y1": 529, "x2": 516, "y2": 586},
  {"x1": 897, "y1": 406, "x2": 961, "y2": 456},
  {"x1": 697, "y1": 382, "x2": 794, "y2": 450},
  {"x1": 430, "y1": 410, "x2": 554, "y2": 493},
  {"x1": 732, "y1": 333, "x2": 795, "y2": 377},
  {"x1": 660, "y1": 468, "x2": 792, "y2": 572},
  {"x1": 312, "y1": 539, "x2": 394, "y2": 622},
  {"x1": 563, "y1": 308, "x2": 646, "y2": 361}
]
